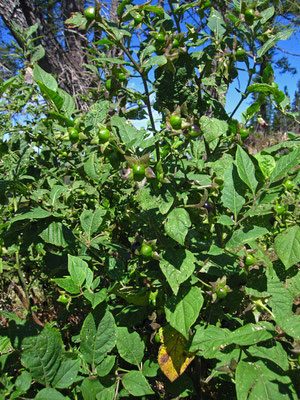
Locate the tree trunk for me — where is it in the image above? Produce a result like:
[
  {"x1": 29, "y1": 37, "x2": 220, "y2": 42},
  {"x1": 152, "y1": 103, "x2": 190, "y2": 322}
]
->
[{"x1": 0, "y1": 0, "x2": 99, "y2": 110}]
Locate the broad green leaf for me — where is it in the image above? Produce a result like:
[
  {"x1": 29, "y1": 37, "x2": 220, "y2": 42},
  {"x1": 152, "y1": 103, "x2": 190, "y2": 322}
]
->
[
  {"x1": 122, "y1": 371, "x2": 154, "y2": 396},
  {"x1": 33, "y1": 64, "x2": 58, "y2": 91},
  {"x1": 142, "y1": 55, "x2": 167, "y2": 68},
  {"x1": 200, "y1": 116, "x2": 228, "y2": 143},
  {"x1": 188, "y1": 325, "x2": 230, "y2": 358},
  {"x1": 165, "y1": 286, "x2": 203, "y2": 339},
  {"x1": 269, "y1": 147, "x2": 300, "y2": 183},
  {"x1": 25, "y1": 23, "x2": 39, "y2": 38},
  {"x1": 160, "y1": 250, "x2": 196, "y2": 295},
  {"x1": 236, "y1": 145, "x2": 258, "y2": 193},
  {"x1": 274, "y1": 226, "x2": 300, "y2": 270},
  {"x1": 15, "y1": 370, "x2": 31, "y2": 392},
  {"x1": 111, "y1": 115, "x2": 140, "y2": 150},
  {"x1": 268, "y1": 274, "x2": 300, "y2": 340},
  {"x1": 221, "y1": 164, "x2": 245, "y2": 220},
  {"x1": 257, "y1": 29, "x2": 293, "y2": 58},
  {"x1": 80, "y1": 309, "x2": 116, "y2": 368},
  {"x1": 68, "y1": 255, "x2": 88, "y2": 287},
  {"x1": 254, "y1": 154, "x2": 276, "y2": 178},
  {"x1": 35, "y1": 388, "x2": 71, "y2": 399},
  {"x1": 40, "y1": 222, "x2": 73, "y2": 248},
  {"x1": 227, "y1": 322, "x2": 275, "y2": 346},
  {"x1": 80, "y1": 209, "x2": 106, "y2": 238},
  {"x1": 52, "y1": 359, "x2": 80, "y2": 389},
  {"x1": 47, "y1": 111, "x2": 74, "y2": 126},
  {"x1": 236, "y1": 359, "x2": 297, "y2": 400},
  {"x1": 31, "y1": 44, "x2": 45, "y2": 62},
  {"x1": 35, "y1": 80, "x2": 63, "y2": 110},
  {"x1": 84, "y1": 152, "x2": 102, "y2": 182},
  {"x1": 54, "y1": 278, "x2": 80, "y2": 294},
  {"x1": 116, "y1": 327, "x2": 145, "y2": 366},
  {"x1": 10, "y1": 208, "x2": 52, "y2": 223},
  {"x1": 96, "y1": 355, "x2": 116, "y2": 377},
  {"x1": 207, "y1": 9, "x2": 226, "y2": 39},
  {"x1": 85, "y1": 100, "x2": 110, "y2": 133},
  {"x1": 164, "y1": 208, "x2": 191, "y2": 246},
  {"x1": 58, "y1": 88, "x2": 76, "y2": 115},
  {"x1": 50, "y1": 185, "x2": 65, "y2": 207},
  {"x1": 21, "y1": 326, "x2": 62, "y2": 386},
  {"x1": 248, "y1": 341, "x2": 289, "y2": 371},
  {"x1": 80, "y1": 377, "x2": 115, "y2": 400},
  {"x1": 226, "y1": 225, "x2": 269, "y2": 250},
  {"x1": 84, "y1": 289, "x2": 107, "y2": 309}
]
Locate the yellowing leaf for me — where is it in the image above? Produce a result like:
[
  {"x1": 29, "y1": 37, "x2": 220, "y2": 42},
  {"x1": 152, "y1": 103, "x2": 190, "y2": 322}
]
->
[{"x1": 158, "y1": 325, "x2": 194, "y2": 382}]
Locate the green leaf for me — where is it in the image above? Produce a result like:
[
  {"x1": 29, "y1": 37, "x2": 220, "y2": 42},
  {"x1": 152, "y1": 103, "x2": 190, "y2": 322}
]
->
[
  {"x1": 33, "y1": 65, "x2": 58, "y2": 91},
  {"x1": 248, "y1": 341, "x2": 289, "y2": 371},
  {"x1": 269, "y1": 147, "x2": 300, "y2": 183},
  {"x1": 116, "y1": 327, "x2": 145, "y2": 366},
  {"x1": 0, "y1": 75, "x2": 17, "y2": 97},
  {"x1": 111, "y1": 115, "x2": 140, "y2": 150},
  {"x1": 200, "y1": 116, "x2": 228, "y2": 143},
  {"x1": 80, "y1": 308, "x2": 116, "y2": 368},
  {"x1": 58, "y1": 88, "x2": 76, "y2": 116},
  {"x1": 165, "y1": 208, "x2": 191, "y2": 246},
  {"x1": 35, "y1": 80, "x2": 63, "y2": 110},
  {"x1": 142, "y1": 56, "x2": 167, "y2": 68},
  {"x1": 254, "y1": 154, "x2": 276, "y2": 178},
  {"x1": 83, "y1": 289, "x2": 107, "y2": 309},
  {"x1": 40, "y1": 222, "x2": 73, "y2": 248},
  {"x1": 274, "y1": 226, "x2": 300, "y2": 270},
  {"x1": 52, "y1": 359, "x2": 80, "y2": 389},
  {"x1": 96, "y1": 355, "x2": 116, "y2": 377},
  {"x1": 31, "y1": 45, "x2": 45, "y2": 62},
  {"x1": 35, "y1": 388, "x2": 71, "y2": 400},
  {"x1": 221, "y1": 164, "x2": 245, "y2": 220},
  {"x1": 236, "y1": 145, "x2": 258, "y2": 193},
  {"x1": 80, "y1": 209, "x2": 106, "y2": 238},
  {"x1": 50, "y1": 185, "x2": 65, "y2": 207},
  {"x1": 268, "y1": 274, "x2": 300, "y2": 340},
  {"x1": 165, "y1": 286, "x2": 203, "y2": 339},
  {"x1": 53, "y1": 278, "x2": 80, "y2": 294},
  {"x1": 21, "y1": 326, "x2": 62, "y2": 386},
  {"x1": 68, "y1": 255, "x2": 89, "y2": 287},
  {"x1": 257, "y1": 29, "x2": 293, "y2": 58},
  {"x1": 15, "y1": 370, "x2": 31, "y2": 392},
  {"x1": 10, "y1": 208, "x2": 52, "y2": 223},
  {"x1": 84, "y1": 152, "x2": 102, "y2": 182},
  {"x1": 85, "y1": 100, "x2": 110, "y2": 133},
  {"x1": 160, "y1": 250, "x2": 196, "y2": 295},
  {"x1": 227, "y1": 322, "x2": 275, "y2": 346},
  {"x1": 236, "y1": 359, "x2": 297, "y2": 400},
  {"x1": 226, "y1": 226, "x2": 269, "y2": 250},
  {"x1": 207, "y1": 9, "x2": 226, "y2": 39},
  {"x1": 188, "y1": 325, "x2": 230, "y2": 358},
  {"x1": 47, "y1": 111, "x2": 74, "y2": 126},
  {"x1": 122, "y1": 371, "x2": 154, "y2": 396}
]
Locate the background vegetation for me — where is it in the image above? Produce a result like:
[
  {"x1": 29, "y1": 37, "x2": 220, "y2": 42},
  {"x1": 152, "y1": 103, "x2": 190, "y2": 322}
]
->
[{"x1": 0, "y1": 0, "x2": 299, "y2": 399}]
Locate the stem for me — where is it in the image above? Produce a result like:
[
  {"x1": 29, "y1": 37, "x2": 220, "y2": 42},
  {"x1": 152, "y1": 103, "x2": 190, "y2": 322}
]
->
[
  {"x1": 15, "y1": 250, "x2": 31, "y2": 314},
  {"x1": 167, "y1": 0, "x2": 181, "y2": 33},
  {"x1": 229, "y1": 65, "x2": 256, "y2": 121},
  {"x1": 118, "y1": 41, "x2": 160, "y2": 162}
]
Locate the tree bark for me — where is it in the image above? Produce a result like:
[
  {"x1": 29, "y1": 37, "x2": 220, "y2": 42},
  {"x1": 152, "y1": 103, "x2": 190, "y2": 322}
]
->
[{"x1": 0, "y1": 0, "x2": 99, "y2": 110}]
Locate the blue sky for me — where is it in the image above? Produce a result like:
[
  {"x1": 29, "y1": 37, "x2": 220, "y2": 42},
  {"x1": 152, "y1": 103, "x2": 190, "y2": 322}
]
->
[{"x1": 1, "y1": 3, "x2": 299, "y2": 127}]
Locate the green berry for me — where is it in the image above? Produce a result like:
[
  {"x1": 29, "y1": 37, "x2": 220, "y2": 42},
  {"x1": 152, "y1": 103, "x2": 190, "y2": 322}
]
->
[
  {"x1": 245, "y1": 254, "x2": 256, "y2": 266},
  {"x1": 132, "y1": 164, "x2": 146, "y2": 182},
  {"x1": 169, "y1": 115, "x2": 182, "y2": 130}
]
